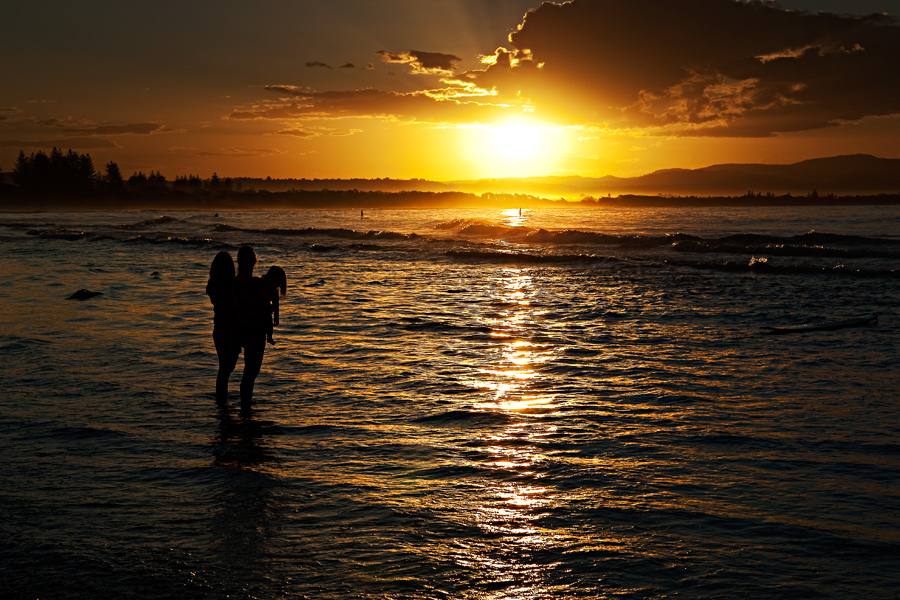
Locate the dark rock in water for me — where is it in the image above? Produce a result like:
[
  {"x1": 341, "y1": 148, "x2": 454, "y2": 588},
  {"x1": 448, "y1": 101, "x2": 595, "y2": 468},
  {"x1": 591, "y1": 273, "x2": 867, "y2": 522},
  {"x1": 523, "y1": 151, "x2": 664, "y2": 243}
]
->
[
  {"x1": 150, "y1": 271, "x2": 161, "y2": 279},
  {"x1": 67, "y1": 289, "x2": 102, "y2": 300}
]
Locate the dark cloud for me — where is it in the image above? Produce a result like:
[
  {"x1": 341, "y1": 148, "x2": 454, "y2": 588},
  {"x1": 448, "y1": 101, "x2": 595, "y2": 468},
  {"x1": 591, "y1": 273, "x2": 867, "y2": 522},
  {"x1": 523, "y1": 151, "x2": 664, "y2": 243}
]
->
[
  {"x1": 263, "y1": 84, "x2": 308, "y2": 97},
  {"x1": 228, "y1": 1, "x2": 900, "y2": 137},
  {"x1": 62, "y1": 123, "x2": 164, "y2": 136},
  {"x1": 377, "y1": 50, "x2": 462, "y2": 74},
  {"x1": 307, "y1": 61, "x2": 333, "y2": 69},
  {"x1": 455, "y1": 0, "x2": 900, "y2": 136},
  {"x1": 339, "y1": 63, "x2": 356, "y2": 69}
]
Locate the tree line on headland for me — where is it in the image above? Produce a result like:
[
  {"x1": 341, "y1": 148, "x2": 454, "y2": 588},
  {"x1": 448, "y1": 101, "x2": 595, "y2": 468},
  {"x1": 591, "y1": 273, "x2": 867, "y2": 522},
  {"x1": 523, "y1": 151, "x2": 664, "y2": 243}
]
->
[
  {"x1": 3, "y1": 148, "x2": 239, "y2": 200},
  {"x1": 0, "y1": 148, "x2": 540, "y2": 210},
  {"x1": 2, "y1": 148, "x2": 899, "y2": 210}
]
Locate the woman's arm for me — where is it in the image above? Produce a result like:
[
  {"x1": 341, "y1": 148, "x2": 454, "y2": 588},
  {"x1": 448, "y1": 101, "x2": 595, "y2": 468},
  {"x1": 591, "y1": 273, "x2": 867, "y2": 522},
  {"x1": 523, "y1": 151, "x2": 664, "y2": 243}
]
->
[{"x1": 272, "y1": 293, "x2": 280, "y2": 326}]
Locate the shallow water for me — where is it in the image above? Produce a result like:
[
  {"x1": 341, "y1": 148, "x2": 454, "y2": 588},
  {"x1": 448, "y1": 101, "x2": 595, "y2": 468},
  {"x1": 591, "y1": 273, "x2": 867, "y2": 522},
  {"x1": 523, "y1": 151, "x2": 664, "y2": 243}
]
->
[{"x1": 1, "y1": 207, "x2": 899, "y2": 599}]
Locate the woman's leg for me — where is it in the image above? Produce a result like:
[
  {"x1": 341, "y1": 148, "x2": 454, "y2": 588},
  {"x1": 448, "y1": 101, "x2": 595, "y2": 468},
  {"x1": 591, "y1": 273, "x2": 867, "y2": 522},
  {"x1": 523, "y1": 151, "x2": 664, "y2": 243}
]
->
[
  {"x1": 214, "y1": 328, "x2": 239, "y2": 402},
  {"x1": 240, "y1": 332, "x2": 266, "y2": 411}
]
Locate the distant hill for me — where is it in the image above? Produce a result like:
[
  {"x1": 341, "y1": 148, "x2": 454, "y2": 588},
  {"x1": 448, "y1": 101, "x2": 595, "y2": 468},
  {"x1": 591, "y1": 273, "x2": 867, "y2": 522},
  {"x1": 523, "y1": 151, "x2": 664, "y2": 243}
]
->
[
  {"x1": 234, "y1": 154, "x2": 900, "y2": 198},
  {"x1": 4, "y1": 153, "x2": 896, "y2": 203},
  {"x1": 448, "y1": 154, "x2": 900, "y2": 198},
  {"x1": 613, "y1": 154, "x2": 900, "y2": 196}
]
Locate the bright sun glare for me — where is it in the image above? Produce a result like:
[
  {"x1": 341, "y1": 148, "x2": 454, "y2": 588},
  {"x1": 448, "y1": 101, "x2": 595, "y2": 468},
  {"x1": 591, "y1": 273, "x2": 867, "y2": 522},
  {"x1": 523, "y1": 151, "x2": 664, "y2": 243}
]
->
[
  {"x1": 462, "y1": 118, "x2": 567, "y2": 178},
  {"x1": 490, "y1": 121, "x2": 542, "y2": 159}
]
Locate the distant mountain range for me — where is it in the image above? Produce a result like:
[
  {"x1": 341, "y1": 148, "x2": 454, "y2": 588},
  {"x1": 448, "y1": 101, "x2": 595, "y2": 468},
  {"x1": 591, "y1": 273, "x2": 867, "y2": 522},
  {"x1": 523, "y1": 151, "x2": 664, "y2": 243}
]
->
[
  {"x1": 8, "y1": 153, "x2": 892, "y2": 198},
  {"x1": 450, "y1": 154, "x2": 900, "y2": 197},
  {"x1": 234, "y1": 154, "x2": 900, "y2": 198}
]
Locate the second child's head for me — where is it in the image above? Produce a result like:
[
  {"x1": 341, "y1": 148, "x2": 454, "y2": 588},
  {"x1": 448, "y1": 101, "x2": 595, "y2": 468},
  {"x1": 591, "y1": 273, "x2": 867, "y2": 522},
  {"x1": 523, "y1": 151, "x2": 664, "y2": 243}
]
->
[{"x1": 264, "y1": 266, "x2": 287, "y2": 297}]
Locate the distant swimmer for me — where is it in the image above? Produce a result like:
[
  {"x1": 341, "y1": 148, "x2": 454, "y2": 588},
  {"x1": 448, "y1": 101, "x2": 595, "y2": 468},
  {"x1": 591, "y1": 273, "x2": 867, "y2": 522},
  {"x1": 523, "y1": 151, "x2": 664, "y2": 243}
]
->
[{"x1": 361, "y1": 209, "x2": 364, "y2": 218}]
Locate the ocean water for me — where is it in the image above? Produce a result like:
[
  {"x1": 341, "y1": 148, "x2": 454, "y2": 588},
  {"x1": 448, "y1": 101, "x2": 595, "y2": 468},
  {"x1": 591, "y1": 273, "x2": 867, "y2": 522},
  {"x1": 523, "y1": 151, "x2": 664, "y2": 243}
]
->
[{"x1": 1, "y1": 206, "x2": 898, "y2": 599}]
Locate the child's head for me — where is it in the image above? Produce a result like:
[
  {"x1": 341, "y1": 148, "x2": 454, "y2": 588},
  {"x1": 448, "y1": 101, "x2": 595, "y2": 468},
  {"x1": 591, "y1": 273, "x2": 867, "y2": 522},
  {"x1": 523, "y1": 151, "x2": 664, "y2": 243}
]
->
[{"x1": 264, "y1": 265, "x2": 287, "y2": 297}]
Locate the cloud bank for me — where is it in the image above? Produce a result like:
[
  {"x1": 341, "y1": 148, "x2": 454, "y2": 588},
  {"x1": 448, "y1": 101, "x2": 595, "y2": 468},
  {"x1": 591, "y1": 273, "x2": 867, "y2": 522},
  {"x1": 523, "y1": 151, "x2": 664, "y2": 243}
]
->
[
  {"x1": 226, "y1": 0, "x2": 900, "y2": 139},
  {"x1": 457, "y1": 0, "x2": 900, "y2": 136}
]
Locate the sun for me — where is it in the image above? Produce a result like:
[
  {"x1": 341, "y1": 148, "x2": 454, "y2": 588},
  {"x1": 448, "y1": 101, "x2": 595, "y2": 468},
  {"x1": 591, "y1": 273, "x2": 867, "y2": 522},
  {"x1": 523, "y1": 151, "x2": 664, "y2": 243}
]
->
[
  {"x1": 460, "y1": 117, "x2": 569, "y2": 178},
  {"x1": 490, "y1": 120, "x2": 543, "y2": 159}
]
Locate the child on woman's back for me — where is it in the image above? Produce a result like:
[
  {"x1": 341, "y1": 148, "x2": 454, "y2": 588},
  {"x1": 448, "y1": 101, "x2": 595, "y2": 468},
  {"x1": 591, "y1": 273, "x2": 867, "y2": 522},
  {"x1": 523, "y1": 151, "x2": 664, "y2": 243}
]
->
[{"x1": 262, "y1": 266, "x2": 287, "y2": 345}]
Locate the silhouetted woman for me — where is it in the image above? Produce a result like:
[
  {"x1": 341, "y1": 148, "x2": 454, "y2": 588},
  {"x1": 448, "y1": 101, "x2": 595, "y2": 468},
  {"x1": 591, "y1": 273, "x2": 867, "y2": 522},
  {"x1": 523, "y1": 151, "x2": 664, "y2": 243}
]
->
[
  {"x1": 234, "y1": 245, "x2": 270, "y2": 412},
  {"x1": 207, "y1": 251, "x2": 240, "y2": 403}
]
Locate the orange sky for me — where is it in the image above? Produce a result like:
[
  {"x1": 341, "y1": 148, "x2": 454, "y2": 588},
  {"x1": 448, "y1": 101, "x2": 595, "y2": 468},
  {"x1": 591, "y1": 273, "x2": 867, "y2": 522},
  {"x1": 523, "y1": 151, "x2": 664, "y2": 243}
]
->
[{"x1": 2, "y1": 0, "x2": 899, "y2": 181}]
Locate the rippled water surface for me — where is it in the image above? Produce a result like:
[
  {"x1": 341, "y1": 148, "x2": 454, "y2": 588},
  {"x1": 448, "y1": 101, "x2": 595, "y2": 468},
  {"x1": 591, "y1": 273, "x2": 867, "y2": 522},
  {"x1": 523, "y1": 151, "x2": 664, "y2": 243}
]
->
[{"x1": 1, "y1": 207, "x2": 899, "y2": 599}]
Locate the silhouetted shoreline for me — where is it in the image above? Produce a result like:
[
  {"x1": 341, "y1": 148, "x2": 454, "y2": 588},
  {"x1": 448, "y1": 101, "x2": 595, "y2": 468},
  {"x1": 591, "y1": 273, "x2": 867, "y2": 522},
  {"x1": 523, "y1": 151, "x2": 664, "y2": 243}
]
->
[
  {"x1": 3, "y1": 149, "x2": 899, "y2": 210},
  {"x1": 2, "y1": 187, "x2": 900, "y2": 211}
]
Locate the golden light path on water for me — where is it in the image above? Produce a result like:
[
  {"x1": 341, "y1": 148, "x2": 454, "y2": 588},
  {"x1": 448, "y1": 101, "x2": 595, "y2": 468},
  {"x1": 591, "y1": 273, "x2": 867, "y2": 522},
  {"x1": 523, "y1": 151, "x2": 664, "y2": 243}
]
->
[{"x1": 460, "y1": 232, "x2": 570, "y2": 598}]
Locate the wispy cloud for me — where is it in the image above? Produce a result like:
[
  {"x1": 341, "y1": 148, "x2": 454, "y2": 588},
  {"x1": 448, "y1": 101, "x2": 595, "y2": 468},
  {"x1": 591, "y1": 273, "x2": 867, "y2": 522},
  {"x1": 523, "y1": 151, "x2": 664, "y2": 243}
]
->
[
  {"x1": 274, "y1": 128, "x2": 316, "y2": 137},
  {"x1": 62, "y1": 123, "x2": 165, "y2": 136},
  {"x1": 27, "y1": 116, "x2": 93, "y2": 128},
  {"x1": 0, "y1": 107, "x2": 20, "y2": 121},
  {"x1": 177, "y1": 147, "x2": 286, "y2": 157},
  {"x1": 0, "y1": 137, "x2": 119, "y2": 149},
  {"x1": 228, "y1": 86, "x2": 509, "y2": 124},
  {"x1": 273, "y1": 126, "x2": 360, "y2": 138}
]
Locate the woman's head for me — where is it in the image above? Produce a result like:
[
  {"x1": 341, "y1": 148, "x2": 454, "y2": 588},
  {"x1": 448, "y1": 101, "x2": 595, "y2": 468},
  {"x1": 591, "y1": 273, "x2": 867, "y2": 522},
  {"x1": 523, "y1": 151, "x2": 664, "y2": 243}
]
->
[
  {"x1": 236, "y1": 245, "x2": 257, "y2": 275},
  {"x1": 209, "y1": 251, "x2": 235, "y2": 281},
  {"x1": 265, "y1": 265, "x2": 287, "y2": 297}
]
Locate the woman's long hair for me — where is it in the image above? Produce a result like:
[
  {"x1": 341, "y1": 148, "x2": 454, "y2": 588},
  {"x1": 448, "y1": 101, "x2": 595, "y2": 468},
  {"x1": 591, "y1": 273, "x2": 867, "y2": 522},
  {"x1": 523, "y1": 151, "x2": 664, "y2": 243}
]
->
[{"x1": 208, "y1": 251, "x2": 235, "y2": 287}]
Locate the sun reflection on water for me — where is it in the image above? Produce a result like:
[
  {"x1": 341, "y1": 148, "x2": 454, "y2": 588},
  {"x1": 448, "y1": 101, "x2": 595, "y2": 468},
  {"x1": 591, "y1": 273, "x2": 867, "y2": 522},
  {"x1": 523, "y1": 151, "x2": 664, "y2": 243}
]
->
[
  {"x1": 473, "y1": 268, "x2": 553, "y2": 410},
  {"x1": 458, "y1": 265, "x2": 567, "y2": 597},
  {"x1": 500, "y1": 207, "x2": 530, "y2": 228}
]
